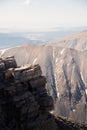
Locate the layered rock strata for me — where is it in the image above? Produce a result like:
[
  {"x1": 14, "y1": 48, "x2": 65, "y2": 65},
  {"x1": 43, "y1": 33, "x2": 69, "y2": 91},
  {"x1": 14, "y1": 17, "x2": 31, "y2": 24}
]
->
[{"x1": 0, "y1": 56, "x2": 57, "y2": 130}]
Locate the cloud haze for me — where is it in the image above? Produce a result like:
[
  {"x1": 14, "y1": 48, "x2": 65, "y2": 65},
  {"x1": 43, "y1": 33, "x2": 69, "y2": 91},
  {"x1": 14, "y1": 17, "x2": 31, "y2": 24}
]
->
[
  {"x1": 0, "y1": 0, "x2": 87, "y2": 32},
  {"x1": 20, "y1": 0, "x2": 31, "y2": 6}
]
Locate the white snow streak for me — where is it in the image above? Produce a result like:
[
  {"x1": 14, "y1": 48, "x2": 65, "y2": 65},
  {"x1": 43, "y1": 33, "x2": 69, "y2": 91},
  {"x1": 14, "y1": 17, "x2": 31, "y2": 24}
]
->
[
  {"x1": 61, "y1": 49, "x2": 65, "y2": 55},
  {"x1": 80, "y1": 72, "x2": 86, "y2": 85},
  {"x1": 1, "y1": 49, "x2": 6, "y2": 56},
  {"x1": 54, "y1": 73, "x2": 59, "y2": 98},
  {"x1": 80, "y1": 72, "x2": 87, "y2": 95},
  {"x1": 33, "y1": 58, "x2": 37, "y2": 65},
  {"x1": 58, "y1": 92, "x2": 60, "y2": 98},
  {"x1": 85, "y1": 89, "x2": 87, "y2": 95},
  {"x1": 53, "y1": 48, "x2": 55, "y2": 58},
  {"x1": 56, "y1": 58, "x2": 58, "y2": 63}
]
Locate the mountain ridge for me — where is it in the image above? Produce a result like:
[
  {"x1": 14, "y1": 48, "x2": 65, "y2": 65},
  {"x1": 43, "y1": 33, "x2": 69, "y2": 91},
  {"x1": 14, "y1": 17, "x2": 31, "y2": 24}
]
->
[{"x1": 51, "y1": 30, "x2": 87, "y2": 50}]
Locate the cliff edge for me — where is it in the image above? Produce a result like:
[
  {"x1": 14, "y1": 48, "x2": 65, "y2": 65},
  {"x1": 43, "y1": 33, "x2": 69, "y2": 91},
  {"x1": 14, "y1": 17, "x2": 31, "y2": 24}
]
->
[{"x1": 0, "y1": 56, "x2": 57, "y2": 130}]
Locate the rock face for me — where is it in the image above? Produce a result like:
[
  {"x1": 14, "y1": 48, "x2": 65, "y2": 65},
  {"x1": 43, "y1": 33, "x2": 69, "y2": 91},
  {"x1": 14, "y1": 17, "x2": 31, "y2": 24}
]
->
[{"x1": 0, "y1": 56, "x2": 57, "y2": 130}]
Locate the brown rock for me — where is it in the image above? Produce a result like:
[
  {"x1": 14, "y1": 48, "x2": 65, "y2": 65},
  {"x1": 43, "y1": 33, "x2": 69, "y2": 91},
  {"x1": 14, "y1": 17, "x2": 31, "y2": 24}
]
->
[
  {"x1": 0, "y1": 56, "x2": 56, "y2": 130},
  {"x1": 14, "y1": 64, "x2": 42, "y2": 82},
  {"x1": 5, "y1": 68, "x2": 14, "y2": 79},
  {"x1": 3, "y1": 56, "x2": 17, "y2": 69},
  {"x1": 29, "y1": 76, "x2": 46, "y2": 89},
  {"x1": 39, "y1": 96, "x2": 54, "y2": 111}
]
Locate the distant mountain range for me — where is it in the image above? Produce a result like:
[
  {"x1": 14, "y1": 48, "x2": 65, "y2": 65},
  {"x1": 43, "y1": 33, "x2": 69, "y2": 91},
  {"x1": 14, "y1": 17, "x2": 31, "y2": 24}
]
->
[
  {"x1": 0, "y1": 26, "x2": 87, "y2": 49},
  {"x1": 0, "y1": 29, "x2": 87, "y2": 123},
  {"x1": 0, "y1": 32, "x2": 44, "y2": 49}
]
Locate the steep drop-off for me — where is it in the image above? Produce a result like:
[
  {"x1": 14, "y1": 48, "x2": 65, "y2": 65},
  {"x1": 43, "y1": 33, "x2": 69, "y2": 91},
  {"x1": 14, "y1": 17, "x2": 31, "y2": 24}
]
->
[{"x1": 0, "y1": 56, "x2": 57, "y2": 130}]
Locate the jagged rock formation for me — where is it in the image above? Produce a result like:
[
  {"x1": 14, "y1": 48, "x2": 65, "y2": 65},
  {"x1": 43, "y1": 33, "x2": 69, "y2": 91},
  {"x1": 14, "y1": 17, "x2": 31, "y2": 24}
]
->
[{"x1": 0, "y1": 56, "x2": 57, "y2": 130}]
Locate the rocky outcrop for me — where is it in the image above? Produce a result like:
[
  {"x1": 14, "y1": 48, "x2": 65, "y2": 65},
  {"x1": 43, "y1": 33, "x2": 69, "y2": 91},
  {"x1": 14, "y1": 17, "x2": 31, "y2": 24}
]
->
[{"x1": 0, "y1": 56, "x2": 57, "y2": 130}]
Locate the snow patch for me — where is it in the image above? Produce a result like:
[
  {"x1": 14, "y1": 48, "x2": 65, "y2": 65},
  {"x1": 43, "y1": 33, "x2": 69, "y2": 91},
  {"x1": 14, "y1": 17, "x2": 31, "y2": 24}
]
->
[
  {"x1": 61, "y1": 49, "x2": 65, "y2": 55},
  {"x1": 53, "y1": 48, "x2": 55, "y2": 58},
  {"x1": 56, "y1": 58, "x2": 58, "y2": 63},
  {"x1": 33, "y1": 58, "x2": 37, "y2": 64},
  {"x1": 85, "y1": 89, "x2": 87, "y2": 95},
  {"x1": 1, "y1": 49, "x2": 6, "y2": 56},
  {"x1": 0, "y1": 48, "x2": 10, "y2": 56},
  {"x1": 80, "y1": 72, "x2": 86, "y2": 85},
  {"x1": 54, "y1": 73, "x2": 59, "y2": 98},
  {"x1": 58, "y1": 92, "x2": 60, "y2": 98},
  {"x1": 72, "y1": 109, "x2": 75, "y2": 112}
]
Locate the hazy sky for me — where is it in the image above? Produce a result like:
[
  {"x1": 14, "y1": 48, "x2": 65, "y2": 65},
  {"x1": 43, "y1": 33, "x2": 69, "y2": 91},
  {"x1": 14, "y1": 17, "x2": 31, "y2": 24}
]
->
[{"x1": 0, "y1": 0, "x2": 87, "y2": 31}]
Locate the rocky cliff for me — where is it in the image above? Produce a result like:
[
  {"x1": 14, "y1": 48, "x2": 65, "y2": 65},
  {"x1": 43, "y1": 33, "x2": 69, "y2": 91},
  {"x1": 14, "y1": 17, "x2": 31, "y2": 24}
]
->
[{"x1": 0, "y1": 56, "x2": 57, "y2": 130}]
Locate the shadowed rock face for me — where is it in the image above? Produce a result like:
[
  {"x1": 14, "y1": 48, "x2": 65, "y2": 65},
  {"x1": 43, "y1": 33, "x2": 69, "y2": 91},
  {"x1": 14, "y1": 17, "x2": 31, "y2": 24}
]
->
[
  {"x1": 0, "y1": 30, "x2": 87, "y2": 123},
  {"x1": 0, "y1": 56, "x2": 57, "y2": 130}
]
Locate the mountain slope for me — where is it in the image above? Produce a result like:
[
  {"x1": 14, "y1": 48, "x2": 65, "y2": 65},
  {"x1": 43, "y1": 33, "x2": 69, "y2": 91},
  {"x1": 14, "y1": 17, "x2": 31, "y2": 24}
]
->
[{"x1": 52, "y1": 30, "x2": 87, "y2": 50}]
